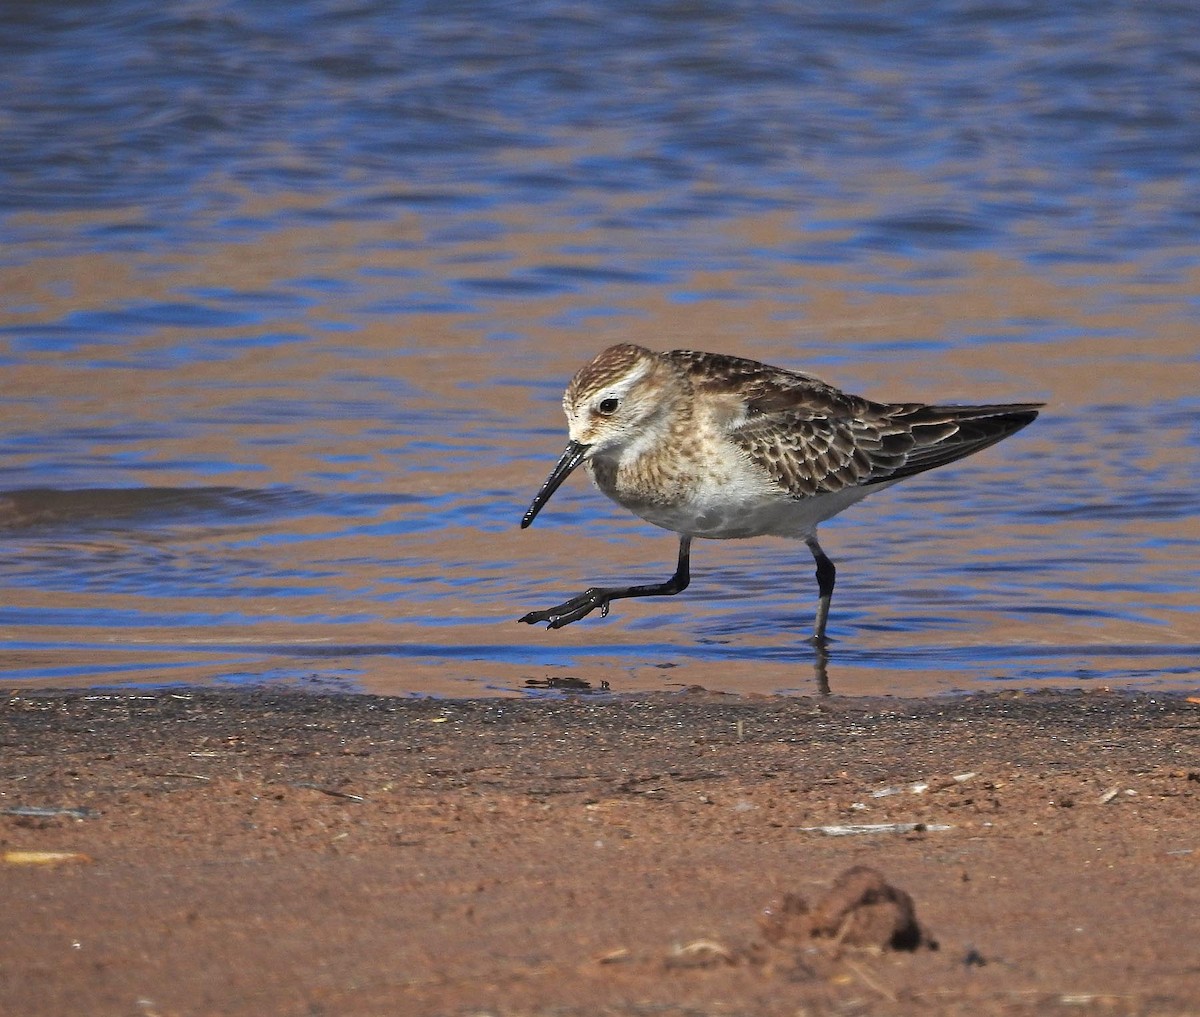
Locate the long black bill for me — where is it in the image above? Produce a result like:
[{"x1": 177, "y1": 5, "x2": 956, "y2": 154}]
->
[{"x1": 521, "y1": 440, "x2": 590, "y2": 529}]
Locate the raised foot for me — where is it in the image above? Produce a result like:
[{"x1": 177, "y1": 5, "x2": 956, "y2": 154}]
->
[{"x1": 519, "y1": 588, "x2": 613, "y2": 629}]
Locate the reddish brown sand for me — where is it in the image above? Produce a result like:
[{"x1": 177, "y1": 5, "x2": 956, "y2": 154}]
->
[{"x1": 2, "y1": 687, "x2": 1198, "y2": 1016}]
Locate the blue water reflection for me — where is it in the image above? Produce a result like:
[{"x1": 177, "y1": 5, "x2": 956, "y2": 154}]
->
[{"x1": 0, "y1": 1, "x2": 1197, "y2": 695}]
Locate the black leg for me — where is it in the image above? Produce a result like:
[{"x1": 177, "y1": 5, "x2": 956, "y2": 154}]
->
[
  {"x1": 520, "y1": 536, "x2": 692, "y2": 629},
  {"x1": 805, "y1": 534, "x2": 836, "y2": 645}
]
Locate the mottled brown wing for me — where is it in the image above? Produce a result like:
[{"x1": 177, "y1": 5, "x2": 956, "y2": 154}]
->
[
  {"x1": 734, "y1": 401, "x2": 1043, "y2": 498},
  {"x1": 732, "y1": 405, "x2": 932, "y2": 497},
  {"x1": 665, "y1": 349, "x2": 1041, "y2": 498},
  {"x1": 665, "y1": 349, "x2": 926, "y2": 496}
]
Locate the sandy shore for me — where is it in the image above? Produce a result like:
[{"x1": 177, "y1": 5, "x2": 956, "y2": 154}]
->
[{"x1": 2, "y1": 686, "x2": 1198, "y2": 1016}]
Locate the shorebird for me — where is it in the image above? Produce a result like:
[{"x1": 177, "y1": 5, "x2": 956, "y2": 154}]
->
[{"x1": 519, "y1": 344, "x2": 1041, "y2": 644}]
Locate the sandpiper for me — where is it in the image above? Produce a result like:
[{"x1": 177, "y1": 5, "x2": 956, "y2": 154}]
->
[{"x1": 519, "y1": 344, "x2": 1041, "y2": 644}]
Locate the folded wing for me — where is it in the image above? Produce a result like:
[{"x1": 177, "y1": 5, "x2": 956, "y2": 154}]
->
[{"x1": 665, "y1": 349, "x2": 1041, "y2": 500}]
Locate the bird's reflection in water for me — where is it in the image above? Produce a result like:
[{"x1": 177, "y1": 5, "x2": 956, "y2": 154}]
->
[
  {"x1": 523, "y1": 645, "x2": 831, "y2": 697},
  {"x1": 813, "y1": 642, "x2": 832, "y2": 696},
  {"x1": 524, "y1": 676, "x2": 611, "y2": 694}
]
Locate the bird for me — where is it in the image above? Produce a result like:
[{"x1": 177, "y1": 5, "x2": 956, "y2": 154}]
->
[{"x1": 518, "y1": 343, "x2": 1041, "y2": 644}]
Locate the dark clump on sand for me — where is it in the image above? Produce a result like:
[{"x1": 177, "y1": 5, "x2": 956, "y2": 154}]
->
[
  {"x1": 761, "y1": 864, "x2": 934, "y2": 953},
  {"x1": 2, "y1": 686, "x2": 1198, "y2": 1016}
]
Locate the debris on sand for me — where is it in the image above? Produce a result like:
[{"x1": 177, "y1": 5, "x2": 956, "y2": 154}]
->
[
  {"x1": 759, "y1": 865, "x2": 935, "y2": 954},
  {"x1": 663, "y1": 938, "x2": 739, "y2": 969},
  {"x1": 3, "y1": 850, "x2": 93, "y2": 866},
  {"x1": 799, "y1": 821, "x2": 953, "y2": 836}
]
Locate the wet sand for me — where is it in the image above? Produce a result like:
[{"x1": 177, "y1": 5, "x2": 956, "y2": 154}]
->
[{"x1": 2, "y1": 686, "x2": 1198, "y2": 1016}]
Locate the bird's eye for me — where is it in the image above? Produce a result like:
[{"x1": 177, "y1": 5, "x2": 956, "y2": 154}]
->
[{"x1": 597, "y1": 397, "x2": 619, "y2": 414}]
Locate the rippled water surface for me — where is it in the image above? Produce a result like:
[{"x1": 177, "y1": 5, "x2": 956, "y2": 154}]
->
[{"x1": 2, "y1": 1, "x2": 1198, "y2": 697}]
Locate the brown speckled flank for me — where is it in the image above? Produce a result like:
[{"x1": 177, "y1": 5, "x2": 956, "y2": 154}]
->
[{"x1": 521, "y1": 344, "x2": 1042, "y2": 645}]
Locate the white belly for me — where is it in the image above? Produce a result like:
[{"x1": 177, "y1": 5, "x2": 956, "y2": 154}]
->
[{"x1": 627, "y1": 482, "x2": 888, "y2": 540}]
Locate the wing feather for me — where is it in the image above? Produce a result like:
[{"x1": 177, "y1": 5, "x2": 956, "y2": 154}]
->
[{"x1": 664, "y1": 349, "x2": 1041, "y2": 499}]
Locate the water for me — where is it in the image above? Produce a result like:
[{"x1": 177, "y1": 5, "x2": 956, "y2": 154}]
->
[{"x1": 1, "y1": 1, "x2": 1197, "y2": 697}]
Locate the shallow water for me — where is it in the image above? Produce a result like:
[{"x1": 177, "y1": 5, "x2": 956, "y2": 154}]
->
[{"x1": 2, "y1": 1, "x2": 1197, "y2": 697}]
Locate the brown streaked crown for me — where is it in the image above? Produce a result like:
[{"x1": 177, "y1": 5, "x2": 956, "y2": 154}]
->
[{"x1": 565, "y1": 344, "x2": 656, "y2": 405}]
